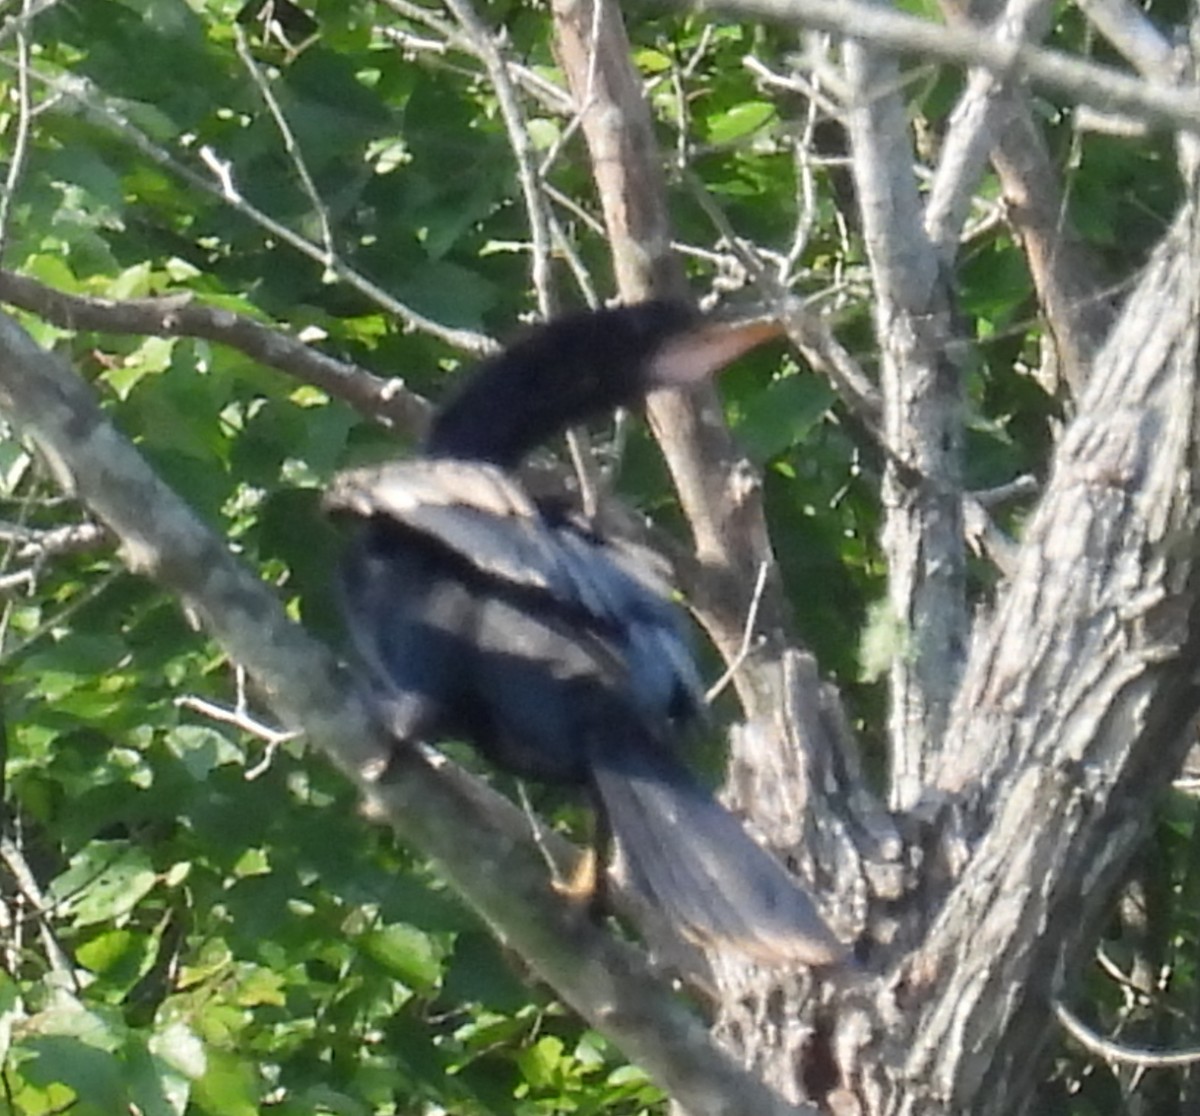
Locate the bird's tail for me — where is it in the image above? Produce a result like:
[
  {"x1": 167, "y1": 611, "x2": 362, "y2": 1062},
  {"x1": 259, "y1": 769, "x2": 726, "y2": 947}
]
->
[{"x1": 586, "y1": 721, "x2": 846, "y2": 966}]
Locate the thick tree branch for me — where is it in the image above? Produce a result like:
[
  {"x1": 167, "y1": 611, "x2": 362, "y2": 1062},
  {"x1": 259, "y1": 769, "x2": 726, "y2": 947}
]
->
[
  {"x1": 550, "y1": 0, "x2": 802, "y2": 727},
  {"x1": 848, "y1": 191, "x2": 1200, "y2": 1116},
  {"x1": 0, "y1": 307, "x2": 819, "y2": 1116},
  {"x1": 934, "y1": 0, "x2": 1115, "y2": 395},
  {"x1": 675, "y1": 0, "x2": 1200, "y2": 134},
  {"x1": 924, "y1": 0, "x2": 1059, "y2": 258},
  {"x1": 843, "y1": 40, "x2": 967, "y2": 808},
  {"x1": 546, "y1": 10, "x2": 882, "y2": 1103}
]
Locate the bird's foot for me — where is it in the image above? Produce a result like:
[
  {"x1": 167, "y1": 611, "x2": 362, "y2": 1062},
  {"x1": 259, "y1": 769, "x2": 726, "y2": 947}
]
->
[{"x1": 553, "y1": 847, "x2": 607, "y2": 923}]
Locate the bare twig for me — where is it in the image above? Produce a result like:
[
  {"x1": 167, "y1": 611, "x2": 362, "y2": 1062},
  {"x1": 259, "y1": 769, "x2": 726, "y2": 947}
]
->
[
  {"x1": 971, "y1": 474, "x2": 1039, "y2": 507},
  {"x1": 174, "y1": 691, "x2": 299, "y2": 780},
  {"x1": 442, "y1": 0, "x2": 555, "y2": 313},
  {"x1": 516, "y1": 781, "x2": 570, "y2": 887},
  {"x1": 377, "y1": 0, "x2": 574, "y2": 113},
  {"x1": 0, "y1": 0, "x2": 33, "y2": 261},
  {"x1": 234, "y1": 25, "x2": 335, "y2": 262},
  {"x1": 1055, "y1": 1001, "x2": 1200, "y2": 1068},
  {"x1": 0, "y1": 519, "x2": 107, "y2": 560},
  {"x1": 742, "y1": 51, "x2": 843, "y2": 120},
  {"x1": 174, "y1": 693, "x2": 297, "y2": 746},
  {"x1": 439, "y1": 0, "x2": 616, "y2": 513},
  {"x1": 705, "y1": 560, "x2": 770, "y2": 703},
  {"x1": 0, "y1": 0, "x2": 66, "y2": 49},
  {"x1": 0, "y1": 833, "x2": 74, "y2": 982},
  {"x1": 0, "y1": 567, "x2": 123, "y2": 665}
]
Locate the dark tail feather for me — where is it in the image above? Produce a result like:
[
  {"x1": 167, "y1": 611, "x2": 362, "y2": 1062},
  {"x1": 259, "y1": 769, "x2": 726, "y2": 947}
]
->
[{"x1": 587, "y1": 726, "x2": 846, "y2": 966}]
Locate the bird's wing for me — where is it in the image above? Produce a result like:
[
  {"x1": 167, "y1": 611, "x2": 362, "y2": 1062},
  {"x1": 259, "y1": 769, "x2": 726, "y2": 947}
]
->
[
  {"x1": 325, "y1": 460, "x2": 704, "y2": 718},
  {"x1": 326, "y1": 460, "x2": 569, "y2": 587}
]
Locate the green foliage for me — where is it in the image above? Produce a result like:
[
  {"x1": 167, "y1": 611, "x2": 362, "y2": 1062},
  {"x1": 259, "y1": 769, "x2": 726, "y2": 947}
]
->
[{"x1": 0, "y1": 0, "x2": 1187, "y2": 1112}]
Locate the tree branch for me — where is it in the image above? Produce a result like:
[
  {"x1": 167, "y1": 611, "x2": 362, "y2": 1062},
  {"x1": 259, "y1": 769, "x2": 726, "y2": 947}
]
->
[
  {"x1": 934, "y1": 0, "x2": 1115, "y2": 396},
  {"x1": 1055, "y1": 1000, "x2": 1200, "y2": 1068},
  {"x1": 852, "y1": 190, "x2": 1200, "y2": 1116},
  {"x1": 675, "y1": 0, "x2": 1200, "y2": 134},
  {"x1": 0, "y1": 269, "x2": 433, "y2": 436},
  {"x1": 843, "y1": 36, "x2": 966, "y2": 808},
  {"x1": 0, "y1": 305, "x2": 821, "y2": 1116}
]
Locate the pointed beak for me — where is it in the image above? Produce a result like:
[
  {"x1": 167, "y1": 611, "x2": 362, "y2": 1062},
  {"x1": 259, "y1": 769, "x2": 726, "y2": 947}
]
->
[{"x1": 648, "y1": 309, "x2": 785, "y2": 387}]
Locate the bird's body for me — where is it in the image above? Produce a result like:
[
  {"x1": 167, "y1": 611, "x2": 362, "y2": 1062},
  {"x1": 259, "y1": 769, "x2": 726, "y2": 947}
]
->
[
  {"x1": 327, "y1": 301, "x2": 844, "y2": 965},
  {"x1": 334, "y1": 460, "x2": 701, "y2": 781}
]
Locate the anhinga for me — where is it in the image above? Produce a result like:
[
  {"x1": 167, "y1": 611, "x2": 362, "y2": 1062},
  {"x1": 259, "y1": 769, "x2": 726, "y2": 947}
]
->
[{"x1": 325, "y1": 301, "x2": 844, "y2": 965}]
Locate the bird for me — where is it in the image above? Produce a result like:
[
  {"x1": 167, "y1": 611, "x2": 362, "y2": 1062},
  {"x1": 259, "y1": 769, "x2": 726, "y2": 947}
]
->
[{"x1": 325, "y1": 300, "x2": 845, "y2": 965}]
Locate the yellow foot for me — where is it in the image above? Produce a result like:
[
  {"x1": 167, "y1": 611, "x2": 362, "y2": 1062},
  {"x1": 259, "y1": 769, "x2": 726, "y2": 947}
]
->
[
  {"x1": 552, "y1": 847, "x2": 611, "y2": 924},
  {"x1": 553, "y1": 846, "x2": 597, "y2": 902}
]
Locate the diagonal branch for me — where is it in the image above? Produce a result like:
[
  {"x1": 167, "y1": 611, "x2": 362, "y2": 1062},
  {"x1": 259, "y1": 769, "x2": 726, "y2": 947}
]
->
[
  {"x1": 549, "y1": 0, "x2": 800, "y2": 725},
  {"x1": 0, "y1": 269, "x2": 434, "y2": 435},
  {"x1": 0, "y1": 305, "x2": 819, "y2": 1116},
  {"x1": 932, "y1": 0, "x2": 1115, "y2": 396}
]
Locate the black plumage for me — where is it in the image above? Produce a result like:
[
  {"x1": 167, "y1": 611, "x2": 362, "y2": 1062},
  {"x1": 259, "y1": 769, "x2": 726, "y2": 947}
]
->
[{"x1": 326, "y1": 301, "x2": 844, "y2": 965}]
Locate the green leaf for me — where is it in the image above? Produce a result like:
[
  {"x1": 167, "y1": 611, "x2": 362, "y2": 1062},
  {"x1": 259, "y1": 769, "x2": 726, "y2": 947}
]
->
[
  {"x1": 192, "y1": 1049, "x2": 260, "y2": 1116},
  {"x1": 358, "y1": 923, "x2": 443, "y2": 991},
  {"x1": 231, "y1": 966, "x2": 286, "y2": 1008},
  {"x1": 705, "y1": 100, "x2": 775, "y2": 143},
  {"x1": 164, "y1": 724, "x2": 244, "y2": 780},
  {"x1": 77, "y1": 929, "x2": 138, "y2": 976},
  {"x1": 735, "y1": 373, "x2": 834, "y2": 462},
  {"x1": 51, "y1": 842, "x2": 158, "y2": 927},
  {"x1": 19, "y1": 1035, "x2": 128, "y2": 1113},
  {"x1": 635, "y1": 47, "x2": 673, "y2": 72},
  {"x1": 443, "y1": 931, "x2": 529, "y2": 1012},
  {"x1": 126, "y1": 1030, "x2": 198, "y2": 1116},
  {"x1": 515, "y1": 1034, "x2": 565, "y2": 1091}
]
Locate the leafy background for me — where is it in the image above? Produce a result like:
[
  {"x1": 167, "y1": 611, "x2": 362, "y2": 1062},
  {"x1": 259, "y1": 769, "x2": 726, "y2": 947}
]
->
[{"x1": 0, "y1": 0, "x2": 1192, "y2": 1112}]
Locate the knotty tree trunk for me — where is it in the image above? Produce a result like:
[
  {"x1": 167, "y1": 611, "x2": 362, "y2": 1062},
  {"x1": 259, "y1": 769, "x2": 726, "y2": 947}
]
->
[
  {"x1": 541, "y1": 3, "x2": 1200, "y2": 1113},
  {"x1": 693, "y1": 179, "x2": 1200, "y2": 1116},
  {"x1": 2, "y1": 2, "x2": 1200, "y2": 1115}
]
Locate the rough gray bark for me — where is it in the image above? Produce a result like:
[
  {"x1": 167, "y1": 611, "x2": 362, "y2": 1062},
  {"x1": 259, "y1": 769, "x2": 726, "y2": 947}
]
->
[
  {"x1": 4, "y1": 2, "x2": 1199, "y2": 1113},
  {"x1": 843, "y1": 39, "x2": 967, "y2": 809},
  {"x1": 843, "y1": 188, "x2": 1200, "y2": 1115}
]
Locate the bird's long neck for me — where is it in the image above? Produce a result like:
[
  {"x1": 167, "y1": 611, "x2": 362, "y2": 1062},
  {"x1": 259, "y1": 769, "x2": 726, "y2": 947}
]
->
[
  {"x1": 423, "y1": 303, "x2": 697, "y2": 468},
  {"x1": 423, "y1": 349, "x2": 588, "y2": 468}
]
